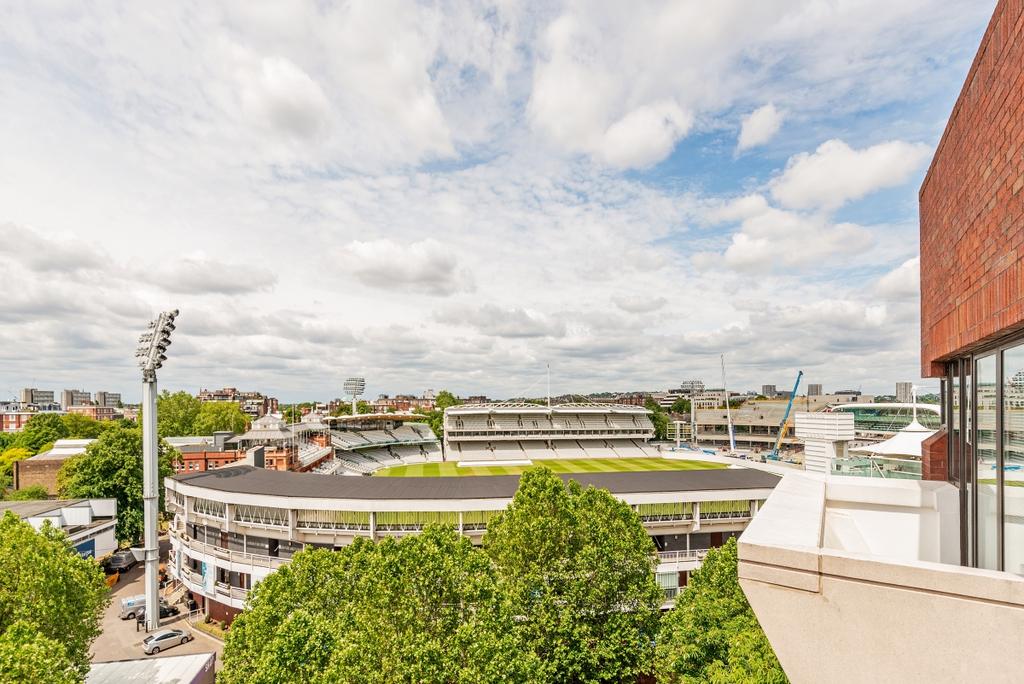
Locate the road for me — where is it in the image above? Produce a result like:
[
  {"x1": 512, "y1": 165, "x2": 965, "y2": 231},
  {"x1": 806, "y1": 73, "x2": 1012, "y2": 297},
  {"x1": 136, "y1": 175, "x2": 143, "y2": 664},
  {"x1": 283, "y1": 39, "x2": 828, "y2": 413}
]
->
[{"x1": 90, "y1": 545, "x2": 224, "y2": 666}]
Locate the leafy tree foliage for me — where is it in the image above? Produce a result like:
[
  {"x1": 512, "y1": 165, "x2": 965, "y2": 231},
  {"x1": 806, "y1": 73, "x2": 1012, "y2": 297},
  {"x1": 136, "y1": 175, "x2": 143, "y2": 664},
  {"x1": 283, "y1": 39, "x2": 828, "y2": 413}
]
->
[
  {"x1": 484, "y1": 468, "x2": 663, "y2": 683},
  {"x1": 60, "y1": 413, "x2": 108, "y2": 439},
  {"x1": 3, "y1": 484, "x2": 50, "y2": 501},
  {"x1": 194, "y1": 401, "x2": 248, "y2": 434},
  {"x1": 413, "y1": 389, "x2": 462, "y2": 439},
  {"x1": 14, "y1": 413, "x2": 69, "y2": 453},
  {"x1": 155, "y1": 390, "x2": 203, "y2": 437},
  {"x1": 644, "y1": 397, "x2": 669, "y2": 440},
  {"x1": 0, "y1": 447, "x2": 32, "y2": 491},
  {"x1": 57, "y1": 425, "x2": 176, "y2": 543},
  {"x1": 222, "y1": 526, "x2": 520, "y2": 684},
  {"x1": 656, "y1": 538, "x2": 787, "y2": 683},
  {"x1": 0, "y1": 620, "x2": 79, "y2": 684},
  {"x1": 670, "y1": 397, "x2": 692, "y2": 415},
  {"x1": 0, "y1": 512, "x2": 109, "y2": 680}
]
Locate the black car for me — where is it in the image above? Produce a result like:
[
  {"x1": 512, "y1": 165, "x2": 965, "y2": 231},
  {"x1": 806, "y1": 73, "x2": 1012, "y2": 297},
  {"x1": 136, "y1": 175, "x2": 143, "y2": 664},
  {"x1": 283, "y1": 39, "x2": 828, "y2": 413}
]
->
[
  {"x1": 136, "y1": 604, "x2": 180, "y2": 623},
  {"x1": 105, "y1": 549, "x2": 137, "y2": 574}
]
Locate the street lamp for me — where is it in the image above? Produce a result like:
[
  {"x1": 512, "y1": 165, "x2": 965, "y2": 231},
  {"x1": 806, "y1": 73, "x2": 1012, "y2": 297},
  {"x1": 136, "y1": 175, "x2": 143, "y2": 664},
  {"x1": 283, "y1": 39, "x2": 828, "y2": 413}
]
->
[
  {"x1": 343, "y1": 377, "x2": 365, "y2": 416},
  {"x1": 135, "y1": 309, "x2": 178, "y2": 633}
]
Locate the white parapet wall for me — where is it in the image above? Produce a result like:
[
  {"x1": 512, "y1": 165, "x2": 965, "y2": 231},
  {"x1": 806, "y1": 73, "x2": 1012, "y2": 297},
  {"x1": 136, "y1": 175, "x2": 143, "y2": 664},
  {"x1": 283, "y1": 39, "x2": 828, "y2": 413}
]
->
[
  {"x1": 738, "y1": 473, "x2": 1024, "y2": 684},
  {"x1": 794, "y1": 412, "x2": 853, "y2": 475}
]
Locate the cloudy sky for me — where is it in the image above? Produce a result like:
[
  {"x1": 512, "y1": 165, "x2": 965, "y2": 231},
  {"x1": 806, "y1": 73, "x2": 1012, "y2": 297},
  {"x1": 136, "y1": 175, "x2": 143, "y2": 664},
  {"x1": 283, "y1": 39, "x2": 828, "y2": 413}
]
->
[{"x1": 0, "y1": 1, "x2": 996, "y2": 403}]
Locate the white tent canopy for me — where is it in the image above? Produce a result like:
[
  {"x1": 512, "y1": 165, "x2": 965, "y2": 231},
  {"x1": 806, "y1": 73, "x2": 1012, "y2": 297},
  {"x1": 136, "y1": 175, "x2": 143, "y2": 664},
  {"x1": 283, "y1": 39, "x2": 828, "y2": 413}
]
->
[{"x1": 849, "y1": 419, "x2": 936, "y2": 459}]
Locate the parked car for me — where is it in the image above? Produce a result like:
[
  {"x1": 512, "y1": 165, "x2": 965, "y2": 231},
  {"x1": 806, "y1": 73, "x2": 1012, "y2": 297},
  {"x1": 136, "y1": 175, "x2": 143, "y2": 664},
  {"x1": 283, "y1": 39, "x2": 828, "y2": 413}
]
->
[
  {"x1": 136, "y1": 604, "x2": 180, "y2": 623},
  {"x1": 105, "y1": 549, "x2": 137, "y2": 574},
  {"x1": 141, "y1": 629, "x2": 192, "y2": 655},
  {"x1": 119, "y1": 595, "x2": 147, "y2": 620}
]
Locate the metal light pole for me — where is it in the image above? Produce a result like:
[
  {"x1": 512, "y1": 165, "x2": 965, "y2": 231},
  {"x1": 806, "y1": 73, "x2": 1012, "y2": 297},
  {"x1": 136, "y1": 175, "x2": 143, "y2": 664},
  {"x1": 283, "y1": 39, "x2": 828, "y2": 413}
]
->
[
  {"x1": 344, "y1": 377, "x2": 365, "y2": 416},
  {"x1": 135, "y1": 309, "x2": 178, "y2": 633}
]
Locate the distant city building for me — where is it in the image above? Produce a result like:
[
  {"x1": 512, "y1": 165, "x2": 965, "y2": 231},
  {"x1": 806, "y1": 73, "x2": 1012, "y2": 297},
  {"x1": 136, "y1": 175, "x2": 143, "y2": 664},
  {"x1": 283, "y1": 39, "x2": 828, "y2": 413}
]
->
[
  {"x1": 1, "y1": 407, "x2": 65, "y2": 432},
  {"x1": 896, "y1": 382, "x2": 914, "y2": 403},
  {"x1": 19, "y1": 388, "x2": 54, "y2": 405},
  {"x1": 66, "y1": 405, "x2": 118, "y2": 421},
  {"x1": 94, "y1": 391, "x2": 121, "y2": 408},
  {"x1": 60, "y1": 389, "x2": 91, "y2": 408},
  {"x1": 197, "y1": 387, "x2": 277, "y2": 419},
  {"x1": 371, "y1": 393, "x2": 436, "y2": 412},
  {"x1": 761, "y1": 384, "x2": 777, "y2": 398},
  {"x1": 168, "y1": 432, "x2": 246, "y2": 474},
  {"x1": 692, "y1": 389, "x2": 730, "y2": 409},
  {"x1": 807, "y1": 383, "x2": 823, "y2": 396}
]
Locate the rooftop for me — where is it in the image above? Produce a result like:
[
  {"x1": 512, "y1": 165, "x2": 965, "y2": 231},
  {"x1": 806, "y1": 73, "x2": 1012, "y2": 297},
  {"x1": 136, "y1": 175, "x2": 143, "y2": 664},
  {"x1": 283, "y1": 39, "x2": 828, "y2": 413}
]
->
[
  {"x1": 172, "y1": 464, "x2": 779, "y2": 501},
  {"x1": 446, "y1": 401, "x2": 651, "y2": 415}
]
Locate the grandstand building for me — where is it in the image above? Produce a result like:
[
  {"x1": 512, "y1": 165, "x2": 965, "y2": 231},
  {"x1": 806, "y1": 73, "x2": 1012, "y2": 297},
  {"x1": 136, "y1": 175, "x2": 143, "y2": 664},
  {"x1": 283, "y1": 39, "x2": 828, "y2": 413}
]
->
[
  {"x1": 165, "y1": 466, "x2": 778, "y2": 623},
  {"x1": 443, "y1": 402, "x2": 658, "y2": 462},
  {"x1": 325, "y1": 421, "x2": 442, "y2": 475}
]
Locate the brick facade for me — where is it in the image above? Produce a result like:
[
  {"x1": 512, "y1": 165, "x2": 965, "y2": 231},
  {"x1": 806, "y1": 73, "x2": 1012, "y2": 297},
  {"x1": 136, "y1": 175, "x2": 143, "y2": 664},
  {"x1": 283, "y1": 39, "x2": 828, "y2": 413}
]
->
[
  {"x1": 921, "y1": 428, "x2": 948, "y2": 482},
  {"x1": 920, "y1": 0, "x2": 1024, "y2": 377}
]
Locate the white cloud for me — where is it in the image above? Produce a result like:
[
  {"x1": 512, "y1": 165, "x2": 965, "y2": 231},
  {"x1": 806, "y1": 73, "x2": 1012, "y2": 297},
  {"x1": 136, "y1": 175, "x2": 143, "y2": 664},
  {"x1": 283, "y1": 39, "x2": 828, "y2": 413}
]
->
[
  {"x1": 598, "y1": 101, "x2": 694, "y2": 169},
  {"x1": 241, "y1": 56, "x2": 331, "y2": 140},
  {"x1": 341, "y1": 238, "x2": 474, "y2": 296},
  {"x1": 876, "y1": 257, "x2": 920, "y2": 299},
  {"x1": 612, "y1": 295, "x2": 668, "y2": 314},
  {"x1": 435, "y1": 304, "x2": 566, "y2": 339},
  {"x1": 770, "y1": 139, "x2": 931, "y2": 210},
  {"x1": 737, "y1": 103, "x2": 784, "y2": 151}
]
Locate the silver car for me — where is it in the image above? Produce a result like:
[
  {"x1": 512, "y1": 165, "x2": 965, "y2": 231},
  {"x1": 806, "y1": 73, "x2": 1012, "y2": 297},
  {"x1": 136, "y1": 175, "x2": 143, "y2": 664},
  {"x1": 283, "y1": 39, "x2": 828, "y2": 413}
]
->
[{"x1": 141, "y1": 628, "x2": 193, "y2": 655}]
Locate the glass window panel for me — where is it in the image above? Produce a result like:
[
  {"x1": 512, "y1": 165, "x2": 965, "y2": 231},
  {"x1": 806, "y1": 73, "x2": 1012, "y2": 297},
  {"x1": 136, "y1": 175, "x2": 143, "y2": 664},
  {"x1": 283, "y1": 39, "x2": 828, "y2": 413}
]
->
[
  {"x1": 950, "y1": 368, "x2": 958, "y2": 485},
  {"x1": 1003, "y1": 345, "x2": 1024, "y2": 575},
  {"x1": 964, "y1": 362, "x2": 973, "y2": 567},
  {"x1": 976, "y1": 355, "x2": 998, "y2": 570}
]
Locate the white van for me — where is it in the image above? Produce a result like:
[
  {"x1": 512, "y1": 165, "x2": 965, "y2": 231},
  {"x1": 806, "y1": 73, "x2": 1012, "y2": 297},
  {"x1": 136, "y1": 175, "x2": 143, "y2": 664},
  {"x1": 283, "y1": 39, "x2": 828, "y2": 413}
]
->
[{"x1": 119, "y1": 595, "x2": 146, "y2": 620}]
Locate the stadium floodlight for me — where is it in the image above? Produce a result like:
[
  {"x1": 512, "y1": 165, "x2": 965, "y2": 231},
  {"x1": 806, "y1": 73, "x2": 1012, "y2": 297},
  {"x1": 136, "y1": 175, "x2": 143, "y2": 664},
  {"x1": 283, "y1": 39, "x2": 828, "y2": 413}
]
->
[
  {"x1": 343, "y1": 377, "x2": 366, "y2": 416},
  {"x1": 135, "y1": 309, "x2": 178, "y2": 633}
]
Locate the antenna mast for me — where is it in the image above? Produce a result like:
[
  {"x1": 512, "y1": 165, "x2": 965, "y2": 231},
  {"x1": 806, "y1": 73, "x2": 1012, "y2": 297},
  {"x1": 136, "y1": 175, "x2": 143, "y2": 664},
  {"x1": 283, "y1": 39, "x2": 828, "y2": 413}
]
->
[{"x1": 546, "y1": 363, "x2": 551, "y2": 408}]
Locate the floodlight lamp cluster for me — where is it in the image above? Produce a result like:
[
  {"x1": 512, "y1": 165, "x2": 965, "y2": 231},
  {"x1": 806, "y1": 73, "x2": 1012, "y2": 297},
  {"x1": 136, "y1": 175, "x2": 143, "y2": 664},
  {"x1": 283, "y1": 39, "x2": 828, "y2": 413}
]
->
[
  {"x1": 136, "y1": 309, "x2": 179, "y2": 380},
  {"x1": 343, "y1": 377, "x2": 366, "y2": 397}
]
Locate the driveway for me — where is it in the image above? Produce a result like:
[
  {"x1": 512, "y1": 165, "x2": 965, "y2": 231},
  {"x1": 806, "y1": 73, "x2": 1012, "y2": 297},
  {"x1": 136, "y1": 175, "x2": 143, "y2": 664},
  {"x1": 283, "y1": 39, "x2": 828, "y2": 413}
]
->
[{"x1": 90, "y1": 543, "x2": 224, "y2": 667}]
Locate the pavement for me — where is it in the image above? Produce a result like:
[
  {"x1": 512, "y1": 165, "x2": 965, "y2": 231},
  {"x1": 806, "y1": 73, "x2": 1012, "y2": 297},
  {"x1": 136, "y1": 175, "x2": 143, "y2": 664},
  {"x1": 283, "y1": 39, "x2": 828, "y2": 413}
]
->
[{"x1": 90, "y1": 539, "x2": 224, "y2": 667}]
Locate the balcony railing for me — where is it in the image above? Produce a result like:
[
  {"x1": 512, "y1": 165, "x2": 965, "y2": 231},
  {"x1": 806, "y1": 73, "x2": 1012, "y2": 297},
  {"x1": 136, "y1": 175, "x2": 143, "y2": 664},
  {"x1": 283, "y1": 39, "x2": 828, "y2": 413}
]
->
[
  {"x1": 173, "y1": 531, "x2": 286, "y2": 570},
  {"x1": 657, "y1": 549, "x2": 709, "y2": 564}
]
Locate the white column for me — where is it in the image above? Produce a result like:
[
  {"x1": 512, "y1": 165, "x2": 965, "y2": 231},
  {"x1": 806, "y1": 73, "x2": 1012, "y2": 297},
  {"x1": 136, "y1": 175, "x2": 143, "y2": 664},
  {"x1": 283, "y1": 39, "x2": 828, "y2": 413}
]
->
[
  {"x1": 692, "y1": 501, "x2": 701, "y2": 531},
  {"x1": 142, "y1": 377, "x2": 160, "y2": 633}
]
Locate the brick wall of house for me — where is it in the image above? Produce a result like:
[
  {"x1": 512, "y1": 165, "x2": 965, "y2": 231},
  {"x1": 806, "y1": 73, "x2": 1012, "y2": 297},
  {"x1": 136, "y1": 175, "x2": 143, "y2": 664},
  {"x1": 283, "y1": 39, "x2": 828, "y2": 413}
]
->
[{"x1": 920, "y1": 0, "x2": 1024, "y2": 377}]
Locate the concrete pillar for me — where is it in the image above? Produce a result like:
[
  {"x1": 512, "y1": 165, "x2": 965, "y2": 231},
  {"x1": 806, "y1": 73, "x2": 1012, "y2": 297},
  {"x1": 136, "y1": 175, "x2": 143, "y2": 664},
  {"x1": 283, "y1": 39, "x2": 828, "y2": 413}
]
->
[
  {"x1": 288, "y1": 509, "x2": 296, "y2": 542},
  {"x1": 693, "y1": 501, "x2": 701, "y2": 531},
  {"x1": 369, "y1": 511, "x2": 376, "y2": 541},
  {"x1": 224, "y1": 503, "x2": 232, "y2": 534}
]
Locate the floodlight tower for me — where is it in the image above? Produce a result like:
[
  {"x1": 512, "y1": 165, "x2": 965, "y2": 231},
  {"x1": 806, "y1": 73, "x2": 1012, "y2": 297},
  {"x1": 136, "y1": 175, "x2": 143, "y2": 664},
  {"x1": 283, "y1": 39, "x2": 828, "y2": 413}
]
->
[
  {"x1": 135, "y1": 309, "x2": 178, "y2": 633},
  {"x1": 344, "y1": 377, "x2": 366, "y2": 416}
]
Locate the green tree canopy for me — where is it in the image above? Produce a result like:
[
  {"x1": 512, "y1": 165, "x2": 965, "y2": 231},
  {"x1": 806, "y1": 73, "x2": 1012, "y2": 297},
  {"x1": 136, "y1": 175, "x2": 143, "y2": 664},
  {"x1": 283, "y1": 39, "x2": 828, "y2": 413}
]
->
[
  {"x1": 0, "y1": 512, "x2": 109, "y2": 680},
  {"x1": 155, "y1": 390, "x2": 202, "y2": 437},
  {"x1": 0, "y1": 620, "x2": 79, "y2": 684},
  {"x1": 656, "y1": 538, "x2": 787, "y2": 683},
  {"x1": 194, "y1": 401, "x2": 248, "y2": 434},
  {"x1": 484, "y1": 467, "x2": 663, "y2": 683},
  {"x1": 57, "y1": 425, "x2": 176, "y2": 543},
  {"x1": 670, "y1": 397, "x2": 692, "y2": 415},
  {"x1": 221, "y1": 526, "x2": 520, "y2": 684},
  {"x1": 60, "y1": 413, "x2": 108, "y2": 439},
  {"x1": 644, "y1": 397, "x2": 669, "y2": 440},
  {"x1": 14, "y1": 413, "x2": 69, "y2": 454},
  {"x1": 0, "y1": 447, "x2": 33, "y2": 491},
  {"x1": 411, "y1": 389, "x2": 462, "y2": 439},
  {"x1": 3, "y1": 484, "x2": 50, "y2": 501}
]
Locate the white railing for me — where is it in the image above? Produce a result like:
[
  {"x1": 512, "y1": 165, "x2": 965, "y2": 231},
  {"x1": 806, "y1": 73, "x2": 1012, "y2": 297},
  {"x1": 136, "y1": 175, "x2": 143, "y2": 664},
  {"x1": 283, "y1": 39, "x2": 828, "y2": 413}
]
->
[
  {"x1": 657, "y1": 549, "x2": 709, "y2": 564},
  {"x1": 174, "y1": 532, "x2": 286, "y2": 570}
]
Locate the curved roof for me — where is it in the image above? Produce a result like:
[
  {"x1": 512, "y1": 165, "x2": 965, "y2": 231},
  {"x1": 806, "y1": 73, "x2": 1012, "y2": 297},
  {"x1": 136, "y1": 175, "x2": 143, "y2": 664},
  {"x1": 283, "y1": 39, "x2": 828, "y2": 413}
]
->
[
  {"x1": 447, "y1": 401, "x2": 650, "y2": 415},
  {"x1": 170, "y1": 465, "x2": 778, "y2": 501},
  {"x1": 849, "y1": 420, "x2": 937, "y2": 458}
]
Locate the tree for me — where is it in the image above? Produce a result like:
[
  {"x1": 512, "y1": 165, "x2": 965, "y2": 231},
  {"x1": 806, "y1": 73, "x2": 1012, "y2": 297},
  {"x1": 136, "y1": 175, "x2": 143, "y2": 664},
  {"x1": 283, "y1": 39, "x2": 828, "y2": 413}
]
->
[
  {"x1": 484, "y1": 468, "x2": 663, "y2": 683},
  {"x1": 670, "y1": 397, "x2": 692, "y2": 415},
  {"x1": 4, "y1": 484, "x2": 49, "y2": 501},
  {"x1": 14, "y1": 413, "x2": 69, "y2": 454},
  {"x1": 0, "y1": 512, "x2": 109, "y2": 680},
  {"x1": 221, "y1": 526, "x2": 520, "y2": 684},
  {"x1": 0, "y1": 620, "x2": 79, "y2": 684},
  {"x1": 656, "y1": 538, "x2": 787, "y2": 684},
  {"x1": 645, "y1": 397, "x2": 669, "y2": 440},
  {"x1": 155, "y1": 390, "x2": 202, "y2": 437},
  {"x1": 57, "y1": 425, "x2": 177, "y2": 543},
  {"x1": 60, "y1": 413, "x2": 108, "y2": 439},
  {"x1": 194, "y1": 401, "x2": 248, "y2": 434},
  {"x1": 0, "y1": 447, "x2": 32, "y2": 488},
  {"x1": 412, "y1": 389, "x2": 461, "y2": 439}
]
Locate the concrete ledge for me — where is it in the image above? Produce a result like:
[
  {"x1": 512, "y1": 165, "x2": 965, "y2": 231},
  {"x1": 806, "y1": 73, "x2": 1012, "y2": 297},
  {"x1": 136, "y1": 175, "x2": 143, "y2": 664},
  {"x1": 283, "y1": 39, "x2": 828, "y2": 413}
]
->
[{"x1": 739, "y1": 559, "x2": 819, "y2": 593}]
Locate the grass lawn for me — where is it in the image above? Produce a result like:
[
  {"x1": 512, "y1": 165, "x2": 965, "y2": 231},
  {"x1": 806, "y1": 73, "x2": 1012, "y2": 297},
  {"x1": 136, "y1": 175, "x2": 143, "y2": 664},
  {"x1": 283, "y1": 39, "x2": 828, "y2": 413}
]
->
[{"x1": 373, "y1": 457, "x2": 725, "y2": 478}]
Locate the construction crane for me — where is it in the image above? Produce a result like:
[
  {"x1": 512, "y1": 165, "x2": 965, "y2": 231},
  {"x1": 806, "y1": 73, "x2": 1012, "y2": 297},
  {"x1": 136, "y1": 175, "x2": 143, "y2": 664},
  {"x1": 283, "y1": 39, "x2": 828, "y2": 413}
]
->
[{"x1": 767, "y1": 370, "x2": 803, "y2": 461}]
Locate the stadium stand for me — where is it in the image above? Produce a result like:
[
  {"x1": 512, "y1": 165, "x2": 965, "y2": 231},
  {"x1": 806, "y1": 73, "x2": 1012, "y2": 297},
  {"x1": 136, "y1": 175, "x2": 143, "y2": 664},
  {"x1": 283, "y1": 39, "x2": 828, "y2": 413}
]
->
[
  {"x1": 444, "y1": 402, "x2": 657, "y2": 462},
  {"x1": 328, "y1": 423, "x2": 442, "y2": 475}
]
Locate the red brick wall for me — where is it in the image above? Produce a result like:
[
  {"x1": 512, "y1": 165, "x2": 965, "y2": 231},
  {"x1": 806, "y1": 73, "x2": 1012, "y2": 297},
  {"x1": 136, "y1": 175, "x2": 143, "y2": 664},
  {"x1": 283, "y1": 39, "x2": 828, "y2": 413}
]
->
[
  {"x1": 920, "y1": 0, "x2": 1024, "y2": 377},
  {"x1": 921, "y1": 428, "x2": 949, "y2": 482}
]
